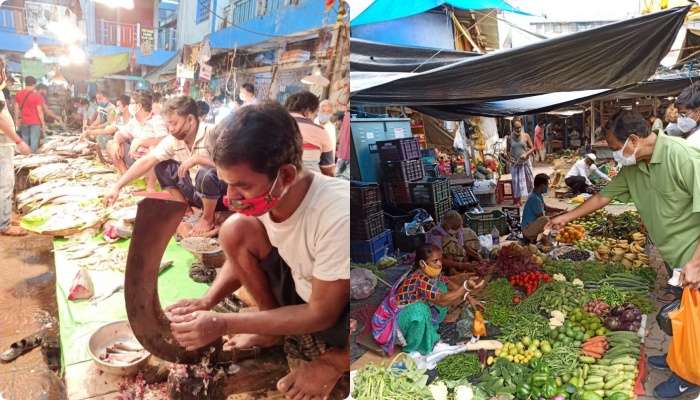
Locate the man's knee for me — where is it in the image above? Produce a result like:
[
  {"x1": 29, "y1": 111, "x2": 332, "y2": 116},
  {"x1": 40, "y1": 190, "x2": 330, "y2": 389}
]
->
[
  {"x1": 220, "y1": 215, "x2": 271, "y2": 268},
  {"x1": 154, "y1": 160, "x2": 177, "y2": 185}
]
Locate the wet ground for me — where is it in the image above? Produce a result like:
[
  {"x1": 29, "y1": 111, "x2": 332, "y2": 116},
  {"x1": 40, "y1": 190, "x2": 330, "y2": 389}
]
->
[{"x1": 0, "y1": 234, "x2": 66, "y2": 400}]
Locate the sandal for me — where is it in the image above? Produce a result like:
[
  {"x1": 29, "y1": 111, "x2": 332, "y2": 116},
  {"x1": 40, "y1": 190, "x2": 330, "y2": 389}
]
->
[
  {"x1": 1, "y1": 226, "x2": 28, "y2": 237},
  {"x1": 41, "y1": 335, "x2": 60, "y2": 372},
  {"x1": 0, "y1": 331, "x2": 44, "y2": 362}
]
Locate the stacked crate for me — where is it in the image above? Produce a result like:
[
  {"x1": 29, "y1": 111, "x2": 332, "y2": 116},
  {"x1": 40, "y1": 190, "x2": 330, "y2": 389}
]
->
[
  {"x1": 350, "y1": 182, "x2": 393, "y2": 263},
  {"x1": 408, "y1": 177, "x2": 452, "y2": 223},
  {"x1": 378, "y1": 138, "x2": 424, "y2": 208}
]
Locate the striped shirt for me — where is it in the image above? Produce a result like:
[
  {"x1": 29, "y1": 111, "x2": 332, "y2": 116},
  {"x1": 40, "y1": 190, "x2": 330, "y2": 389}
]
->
[{"x1": 291, "y1": 113, "x2": 334, "y2": 173}]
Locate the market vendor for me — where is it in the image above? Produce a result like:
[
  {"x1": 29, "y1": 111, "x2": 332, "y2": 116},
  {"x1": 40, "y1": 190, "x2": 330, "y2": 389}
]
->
[
  {"x1": 547, "y1": 110, "x2": 700, "y2": 399},
  {"x1": 522, "y1": 173, "x2": 565, "y2": 243},
  {"x1": 372, "y1": 245, "x2": 481, "y2": 356},
  {"x1": 165, "y1": 102, "x2": 350, "y2": 400},
  {"x1": 81, "y1": 94, "x2": 131, "y2": 146},
  {"x1": 284, "y1": 91, "x2": 336, "y2": 177},
  {"x1": 86, "y1": 89, "x2": 117, "y2": 130},
  {"x1": 564, "y1": 153, "x2": 611, "y2": 195},
  {"x1": 107, "y1": 92, "x2": 167, "y2": 193},
  {"x1": 103, "y1": 96, "x2": 227, "y2": 237},
  {"x1": 672, "y1": 82, "x2": 700, "y2": 147},
  {"x1": 426, "y1": 210, "x2": 481, "y2": 274}
]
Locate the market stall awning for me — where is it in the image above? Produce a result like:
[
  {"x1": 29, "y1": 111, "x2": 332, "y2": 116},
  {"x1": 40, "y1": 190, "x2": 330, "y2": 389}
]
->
[
  {"x1": 350, "y1": 38, "x2": 479, "y2": 73},
  {"x1": 351, "y1": 0, "x2": 530, "y2": 27},
  {"x1": 351, "y1": 6, "x2": 689, "y2": 106},
  {"x1": 144, "y1": 50, "x2": 179, "y2": 83}
]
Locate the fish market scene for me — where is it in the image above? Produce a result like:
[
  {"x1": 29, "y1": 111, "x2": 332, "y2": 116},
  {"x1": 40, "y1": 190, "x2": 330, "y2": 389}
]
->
[
  {"x1": 0, "y1": 0, "x2": 351, "y2": 399},
  {"x1": 347, "y1": 0, "x2": 700, "y2": 399}
]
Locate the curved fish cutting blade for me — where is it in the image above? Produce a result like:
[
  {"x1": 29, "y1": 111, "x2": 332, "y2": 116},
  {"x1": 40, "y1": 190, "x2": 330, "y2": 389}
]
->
[{"x1": 124, "y1": 198, "x2": 221, "y2": 364}]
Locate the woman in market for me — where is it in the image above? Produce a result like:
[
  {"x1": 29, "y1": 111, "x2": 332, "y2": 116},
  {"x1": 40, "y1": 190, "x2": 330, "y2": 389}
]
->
[
  {"x1": 426, "y1": 210, "x2": 481, "y2": 274},
  {"x1": 508, "y1": 119, "x2": 535, "y2": 206},
  {"x1": 547, "y1": 109, "x2": 700, "y2": 400},
  {"x1": 372, "y1": 245, "x2": 478, "y2": 356}
]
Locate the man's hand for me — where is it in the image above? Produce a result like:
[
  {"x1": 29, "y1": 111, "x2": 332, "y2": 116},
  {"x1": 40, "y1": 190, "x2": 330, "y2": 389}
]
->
[
  {"x1": 16, "y1": 141, "x2": 31, "y2": 155},
  {"x1": 681, "y1": 260, "x2": 700, "y2": 289},
  {"x1": 165, "y1": 298, "x2": 211, "y2": 317},
  {"x1": 169, "y1": 310, "x2": 227, "y2": 351},
  {"x1": 178, "y1": 157, "x2": 197, "y2": 178},
  {"x1": 546, "y1": 214, "x2": 569, "y2": 231},
  {"x1": 102, "y1": 185, "x2": 121, "y2": 207},
  {"x1": 519, "y1": 154, "x2": 528, "y2": 160}
]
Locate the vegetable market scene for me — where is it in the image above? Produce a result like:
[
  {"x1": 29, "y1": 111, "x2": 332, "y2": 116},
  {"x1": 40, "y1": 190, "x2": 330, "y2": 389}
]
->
[
  {"x1": 347, "y1": 0, "x2": 700, "y2": 399},
  {"x1": 0, "y1": 0, "x2": 351, "y2": 399}
]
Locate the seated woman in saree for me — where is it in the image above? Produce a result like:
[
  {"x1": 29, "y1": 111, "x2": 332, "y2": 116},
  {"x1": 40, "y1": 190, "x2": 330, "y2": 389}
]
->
[
  {"x1": 371, "y1": 245, "x2": 478, "y2": 356},
  {"x1": 426, "y1": 210, "x2": 481, "y2": 275}
]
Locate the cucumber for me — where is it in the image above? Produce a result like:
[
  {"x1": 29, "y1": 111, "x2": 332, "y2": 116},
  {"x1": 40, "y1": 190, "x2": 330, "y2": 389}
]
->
[
  {"x1": 596, "y1": 358, "x2": 611, "y2": 365},
  {"x1": 584, "y1": 382, "x2": 605, "y2": 391},
  {"x1": 605, "y1": 377, "x2": 626, "y2": 389},
  {"x1": 586, "y1": 376, "x2": 604, "y2": 384},
  {"x1": 614, "y1": 356, "x2": 638, "y2": 366}
]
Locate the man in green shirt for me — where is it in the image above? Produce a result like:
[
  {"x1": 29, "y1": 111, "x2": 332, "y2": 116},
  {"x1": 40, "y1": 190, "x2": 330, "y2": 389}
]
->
[{"x1": 548, "y1": 110, "x2": 700, "y2": 399}]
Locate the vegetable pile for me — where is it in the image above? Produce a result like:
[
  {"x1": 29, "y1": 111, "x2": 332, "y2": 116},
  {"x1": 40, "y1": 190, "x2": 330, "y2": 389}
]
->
[
  {"x1": 556, "y1": 224, "x2": 585, "y2": 244},
  {"x1": 437, "y1": 353, "x2": 482, "y2": 380}
]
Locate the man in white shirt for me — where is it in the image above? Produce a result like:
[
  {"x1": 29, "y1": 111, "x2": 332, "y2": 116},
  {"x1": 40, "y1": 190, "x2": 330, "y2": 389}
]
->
[
  {"x1": 103, "y1": 96, "x2": 227, "y2": 236},
  {"x1": 107, "y1": 92, "x2": 168, "y2": 192},
  {"x1": 166, "y1": 102, "x2": 350, "y2": 400},
  {"x1": 564, "y1": 153, "x2": 611, "y2": 195},
  {"x1": 315, "y1": 99, "x2": 337, "y2": 151}
]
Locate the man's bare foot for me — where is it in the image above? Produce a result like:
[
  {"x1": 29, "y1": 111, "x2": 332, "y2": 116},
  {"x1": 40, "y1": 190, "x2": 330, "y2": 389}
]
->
[
  {"x1": 226, "y1": 333, "x2": 282, "y2": 349},
  {"x1": 190, "y1": 218, "x2": 215, "y2": 236},
  {"x1": 277, "y1": 357, "x2": 343, "y2": 400}
]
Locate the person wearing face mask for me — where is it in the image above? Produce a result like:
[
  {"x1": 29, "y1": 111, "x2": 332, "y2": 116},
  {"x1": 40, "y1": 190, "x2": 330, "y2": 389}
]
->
[
  {"x1": 164, "y1": 102, "x2": 350, "y2": 400},
  {"x1": 103, "y1": 96, "x2": 227, "y2": 237},
  {"x1": 372, "y1": 245, "x2": 480, "y2": 356},
  {"x1": 564, "y1": 153, "x2": 611, "y2": 195},
  {"x1": 315, "y1": 99, "x2": 337, "y2": 151},
  {"x1": 521, "y1": 174, "x2": 565, "y2": 243},
  {"x1": 107, "y1": 91, "x2": 168, "y2": 192},
  {"x1": 547, "y1": 110, "x2": 700, "y2": 399},
  {"x1": 673, "y1": 82, "x2": 700, "y2": 147},
  {"x1": 284, "y1": 91, "x2": 336, "y2": 177},
  {"x1": 508, "y1": 120, "x2": 535, "y2": 206},
  {"x1": 426, "y1": 210, "x2": 481, "y2": 274},
  {"x1": 86, "y1": 89, "x2": 117, "y2": 130},
  {"x1": 81, "y1": 94, "x2": 131, "y2": 146}
]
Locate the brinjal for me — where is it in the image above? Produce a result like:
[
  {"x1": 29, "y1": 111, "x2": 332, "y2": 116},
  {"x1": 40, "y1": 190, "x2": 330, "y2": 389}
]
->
[{"x1": 605, "y1": 315, "x2": 622, "y2": 330}]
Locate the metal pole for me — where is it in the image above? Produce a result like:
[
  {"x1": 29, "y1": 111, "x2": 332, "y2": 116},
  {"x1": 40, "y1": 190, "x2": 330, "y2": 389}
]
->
[{"x1": 590, "y1": 101, "x2": 595, "y2": 150}]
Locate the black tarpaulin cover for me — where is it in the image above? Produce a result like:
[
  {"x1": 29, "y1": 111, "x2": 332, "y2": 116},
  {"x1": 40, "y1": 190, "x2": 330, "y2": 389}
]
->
[
  {"x1": 351, "y1": 6, "x2": 690, "y2": 105},
  {"x1": 350, "y1": 38, "x2": 479, "y2": 73}
]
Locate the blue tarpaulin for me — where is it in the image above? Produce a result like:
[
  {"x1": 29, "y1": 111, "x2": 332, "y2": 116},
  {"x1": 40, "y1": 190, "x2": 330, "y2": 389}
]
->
[
  {"x1": 0, "y1": 31, "x2": 60, "y2": 53},
  {"x1": 351, "y1": 0, "x2": 530, "y2": 27}
]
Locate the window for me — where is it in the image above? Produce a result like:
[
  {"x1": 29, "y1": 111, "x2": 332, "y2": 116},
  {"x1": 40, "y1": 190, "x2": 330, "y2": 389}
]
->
[
  {"x1": 553, "y1": 23, "x2": 562, "y2": 33},
  {"x1": 196, "y1": 0, "x2": 211, "y2": 23}
]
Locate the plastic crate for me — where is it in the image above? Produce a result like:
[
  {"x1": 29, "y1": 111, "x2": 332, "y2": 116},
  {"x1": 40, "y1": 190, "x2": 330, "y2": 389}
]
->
[
  {"x1": 350, "y1": 181, "x2": 381, "y2": 207},
  {"x1": 351, "y1": 229, "x2": 394, "y2": 263},
  {"x1": 382, "y1": 181, "x2": 412, "y2": 206},
  {"x1": 351, "y1": 211, "x2": 385, "y2": 240},
  {"x1": 464, "y1": 210, "x2": 510, "y2": 236},
  {"x1": 424, "y1": 198, "x2": 452, "y2": 223},
  {"x1": 424, "y1": 163, "x2": 439, "y2": 178},
  {"x1": 476, "y1": 191, "x2": 497, "y2": 207},
  {"x1": 351, "y1": 200, "x2": 382, "y2": 218},
  {"x1": 409, "y1": 177, "x2": 450, "y2": 205},
  {"x1": 377, "y1": 137, "x2": 421, "y2": 162},
  {"x1": 501, "y1": 206, "x2": 521, "y2": 224},
  {"x1": 381, "y1": 159, "x2": 425, "y2": 182},
  {"x1": 451, "y1": 185, "x2": 479, "y2": 208}
]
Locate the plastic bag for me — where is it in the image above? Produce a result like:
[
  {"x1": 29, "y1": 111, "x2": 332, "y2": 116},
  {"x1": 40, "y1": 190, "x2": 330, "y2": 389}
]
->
[
  {"x1": 656, "y1": 298, "x2": 681, "y2": 336},
  {"x1": 350, "y1": 268, "x2": 377, "y2": 300},
  {"x1": 667, "y1": 288, "x2": 700, "y2": 384},
  {"x1": 67, "y1": 268, "x2": 94, "y2": 301}
]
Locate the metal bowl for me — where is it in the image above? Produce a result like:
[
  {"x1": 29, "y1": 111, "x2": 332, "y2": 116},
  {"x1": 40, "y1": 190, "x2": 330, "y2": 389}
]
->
[{"x1": 88, "y1": 320, "x2": 150, "y2": 376}]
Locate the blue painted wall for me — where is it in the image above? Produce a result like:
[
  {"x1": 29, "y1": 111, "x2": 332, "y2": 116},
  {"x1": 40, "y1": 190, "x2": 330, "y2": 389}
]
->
[
  {"x1": 209, "y1": 0, "x2": 339, "y2": 49},
  {"x1": 350, "y1": 11, "x2": 455, "y2": 50}
]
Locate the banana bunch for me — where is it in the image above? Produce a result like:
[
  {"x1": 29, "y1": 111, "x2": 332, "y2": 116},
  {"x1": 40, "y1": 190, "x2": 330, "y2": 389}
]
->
[{"x1": 595, "y1": 233, "x2": 648, "y2": 267}]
